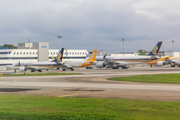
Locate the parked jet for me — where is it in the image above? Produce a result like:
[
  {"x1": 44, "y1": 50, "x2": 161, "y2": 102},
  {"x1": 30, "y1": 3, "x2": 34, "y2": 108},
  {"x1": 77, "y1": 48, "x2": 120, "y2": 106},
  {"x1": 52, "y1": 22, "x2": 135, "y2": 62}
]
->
[
  {"x1": 164, "y1": 57, "x2": 180, "y2": 67},
  {"x1": 8, "y1": 48, "x2": 65, "y2": 72},
  {"x1": 157, "y1": 57, "x2": 180, "y2": 67},
  {"x1": 95, "y1": 41, "x2": 162, "y2": 69},
  {"x1": 146, "y1": 55, "x2": 180, "y2": 67},
  {"x1": 146, "y1": 56, "x2": 171, "y2": 67},
  {"x1": 60, "y1": 49, "x2": 97, "y2": 71}
]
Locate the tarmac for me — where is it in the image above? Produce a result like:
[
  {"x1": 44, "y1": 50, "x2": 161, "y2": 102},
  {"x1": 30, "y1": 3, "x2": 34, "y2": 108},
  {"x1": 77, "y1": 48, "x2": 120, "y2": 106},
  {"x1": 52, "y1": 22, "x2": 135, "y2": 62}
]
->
[{"x1": 0, "y1": 66, "x2": 180, "y2": 101}]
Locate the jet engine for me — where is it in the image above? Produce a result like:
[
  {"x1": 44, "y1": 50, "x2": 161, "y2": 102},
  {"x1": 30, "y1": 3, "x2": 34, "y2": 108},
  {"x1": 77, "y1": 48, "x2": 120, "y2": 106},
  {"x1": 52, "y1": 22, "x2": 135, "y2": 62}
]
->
[
  {"x1": 156, "y1": 61, "x2": 165, "y2": 66},
  {"x1": 96, "y1": 62, "x2": 106, "y2": 68},
  {"x1": 19, "y1": 67, "x2": 27, "y2": 71}
]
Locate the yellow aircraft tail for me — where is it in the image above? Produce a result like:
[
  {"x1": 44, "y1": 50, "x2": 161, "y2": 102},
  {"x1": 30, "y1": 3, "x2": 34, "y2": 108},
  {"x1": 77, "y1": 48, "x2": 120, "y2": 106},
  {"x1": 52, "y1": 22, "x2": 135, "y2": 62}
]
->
[
  {"x1": 80, "y1": 49, "x2": 97, "y2": 67},
  {"x1": 87, "y1": 50, "x2": 97, "y2": 62}
]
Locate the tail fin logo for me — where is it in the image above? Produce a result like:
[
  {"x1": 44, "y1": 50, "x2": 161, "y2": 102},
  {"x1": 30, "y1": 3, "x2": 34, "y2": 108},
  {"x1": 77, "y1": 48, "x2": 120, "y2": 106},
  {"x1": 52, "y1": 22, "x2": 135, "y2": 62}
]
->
[
  {"x1": 88, "y1": 50, "x2": 97, "y2": 62},
  {"x1": 80, "y1": 50, "x2": 97, "y2": 67},
  {"x1": 152, "y1": 45, "x2": 158, "y2": 55},
  {"x1": 56, "y1": 48, "x2": 64, "y2": 62},
  {"x1": 56, "y1": 53, "x2": 62, "y2": 61},
  {"x1": 148, "y1": 41, "x2": 162, "y2": 56}
]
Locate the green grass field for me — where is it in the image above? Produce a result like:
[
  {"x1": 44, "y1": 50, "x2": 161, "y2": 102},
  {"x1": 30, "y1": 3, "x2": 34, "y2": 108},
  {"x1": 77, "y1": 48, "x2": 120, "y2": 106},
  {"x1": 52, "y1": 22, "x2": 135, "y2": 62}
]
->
[
  {"x1": 0, "y1": 95, "x2": 180, "y2": 120},
  {"x1": 0, "y1": 73, "x2": 82, "y2": 76},
  {"x1": 109, "y1": 73, "x2": 180, "y2": 84}
]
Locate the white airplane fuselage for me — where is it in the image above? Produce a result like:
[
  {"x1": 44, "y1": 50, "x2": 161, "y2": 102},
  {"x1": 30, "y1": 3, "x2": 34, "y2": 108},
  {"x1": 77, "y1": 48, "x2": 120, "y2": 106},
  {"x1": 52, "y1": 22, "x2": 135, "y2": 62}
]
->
[{"x1": 9, "y1": 62, "x2": 60, "y2": 71}]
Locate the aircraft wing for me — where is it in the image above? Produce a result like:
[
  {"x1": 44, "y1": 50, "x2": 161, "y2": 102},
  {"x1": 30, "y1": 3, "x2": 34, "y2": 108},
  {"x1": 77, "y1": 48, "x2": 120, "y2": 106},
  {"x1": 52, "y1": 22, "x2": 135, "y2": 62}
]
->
[
  {"x1": 103, "y1": 54, "x2": 115, "y2": 64},
  {"x1": 167, "y1": 57, "x2": 180, "y2": 64},
  {"x1": 55, "y1": 61, "x2": 64, "y2": 65},
  {"x1": 164, "y1": 57, "x2": 173, "y2": 64},
  {"x1": 60, "y1": 61, "x2": 72, "y2": 69}
]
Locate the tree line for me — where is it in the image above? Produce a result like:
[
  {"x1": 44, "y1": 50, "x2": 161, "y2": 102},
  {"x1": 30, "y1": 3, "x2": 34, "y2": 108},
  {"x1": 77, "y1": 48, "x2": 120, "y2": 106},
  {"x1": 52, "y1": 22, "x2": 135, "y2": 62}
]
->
[{"x1": 0, "y1": 44, "x2": 17, "y2": 49}]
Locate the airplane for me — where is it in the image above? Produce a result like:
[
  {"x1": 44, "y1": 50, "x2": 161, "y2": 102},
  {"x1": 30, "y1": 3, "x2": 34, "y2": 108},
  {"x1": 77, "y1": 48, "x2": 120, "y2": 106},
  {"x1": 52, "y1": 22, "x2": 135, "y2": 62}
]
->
[
  {"x1": 95, "y1": 41, "x2": 163, "y2": 69},
  {"x1": 146, "y1": 56, "x2": 172, "y2": 67},
  {"x1": 7, "y1": 48, "x2": 65, "y2": 72},
  {"x1": 146, "y1": 55, "x2": 180, "y2": 67},
  {"x1": 158, "y1": 57, "x2": 180, "y2": 67},
  {"x1": 164, "y1": 57, "x2": 180, "y2": 67},
  {"x1": 60, "y1": 49, "x2": 97, "y2": 71}
]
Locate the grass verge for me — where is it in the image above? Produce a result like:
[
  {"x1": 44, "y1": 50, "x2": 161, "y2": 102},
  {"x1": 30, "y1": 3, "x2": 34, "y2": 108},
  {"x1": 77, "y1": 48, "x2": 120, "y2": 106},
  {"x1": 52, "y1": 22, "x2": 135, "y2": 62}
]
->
[
  {"x1": 0, "y1": 73, "x2": 82, "y2": 76},
  {"x1": 0, "y1": 95, "x2": 180, "y2": 120},
  {"x1": 109, "y1": 73, "x2": 180, "y2": 84}
]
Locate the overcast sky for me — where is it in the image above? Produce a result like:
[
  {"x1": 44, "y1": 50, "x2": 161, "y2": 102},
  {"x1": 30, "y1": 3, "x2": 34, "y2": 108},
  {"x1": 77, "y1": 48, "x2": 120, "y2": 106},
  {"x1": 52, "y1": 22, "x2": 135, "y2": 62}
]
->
[{"x1": 0, "y1": 0, "x2": 180, "y2": 53}]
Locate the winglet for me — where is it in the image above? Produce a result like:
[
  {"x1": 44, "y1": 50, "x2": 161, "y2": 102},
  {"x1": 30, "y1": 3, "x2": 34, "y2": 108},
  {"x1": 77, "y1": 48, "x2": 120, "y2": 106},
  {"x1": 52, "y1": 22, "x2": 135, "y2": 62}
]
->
[
  {"x1": 55, "y1": 48, "x2": 65, "y2": 62},
  {"x1": 87, "y1": 50, "x2": 97, "y2": 62},
  {"x1": 18, "y1": 61, "x2": 20, "y2": 66},
  {"x1": 103, "y1": 54, "x2": 107, "y2": 59},
  {"x1": 148, "y1": 41, "x2": 163, "y2": 56}
]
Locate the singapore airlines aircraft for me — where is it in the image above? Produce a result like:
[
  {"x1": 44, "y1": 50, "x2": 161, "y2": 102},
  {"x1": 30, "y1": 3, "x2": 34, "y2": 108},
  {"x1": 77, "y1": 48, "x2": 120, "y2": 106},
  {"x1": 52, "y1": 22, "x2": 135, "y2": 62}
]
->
[
  {"x1": 8, "y1": 48, "x2": 65, "y2": 72},
  {"x1": 95, "y1": 41, "x2": 163, "y2": 69},
  {"x1": 60, "y1": 49, "x2": 97, "y2": 71}
]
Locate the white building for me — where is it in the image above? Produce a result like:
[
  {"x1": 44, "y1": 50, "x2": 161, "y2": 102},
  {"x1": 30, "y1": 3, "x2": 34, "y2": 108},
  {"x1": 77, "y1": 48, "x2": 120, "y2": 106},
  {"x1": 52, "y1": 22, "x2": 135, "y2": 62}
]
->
[
  {"x1": 0, "y1": 49, "x2": 88, "y2": 66},
  {"x1": 165, "y1": 50, "x2": 180, "y2": 57}
]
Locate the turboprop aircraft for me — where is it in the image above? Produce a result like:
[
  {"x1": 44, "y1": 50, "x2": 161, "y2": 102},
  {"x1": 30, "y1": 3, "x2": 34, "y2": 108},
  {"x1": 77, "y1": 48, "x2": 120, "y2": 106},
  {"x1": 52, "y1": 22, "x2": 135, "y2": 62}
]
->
[
  {"x1": 95, "y1": 41, "x2": 162, "y2": 69},
  {"x1": 7, "y1": 48, "x2": 65, "y2": 72},
  {"x1": 60, "y1": 49, "x2": 97, "y2": 71}
]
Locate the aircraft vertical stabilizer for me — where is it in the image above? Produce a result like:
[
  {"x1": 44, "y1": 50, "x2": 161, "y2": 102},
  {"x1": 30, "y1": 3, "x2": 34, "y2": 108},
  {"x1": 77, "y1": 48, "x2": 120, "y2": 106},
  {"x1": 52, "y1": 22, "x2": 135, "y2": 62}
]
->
[
  {"x1": 55, "y1": 48, "x2": 65, "y2": 62},
  {"x1": 148, "y1": 41, "x2": 163, "y2": 56},
  {"x1": 87, "y1": 50, "x2": 97, "y2": 62}
]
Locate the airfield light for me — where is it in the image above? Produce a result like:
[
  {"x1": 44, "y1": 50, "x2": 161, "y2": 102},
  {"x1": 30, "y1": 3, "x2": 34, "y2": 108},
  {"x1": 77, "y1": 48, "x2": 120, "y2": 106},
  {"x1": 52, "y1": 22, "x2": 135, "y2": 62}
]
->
[
  {"x1": 171, "y1": 40, "x2": 175, "y2": 51},
  {"x1": 57, "y1": 36, "x2": 63, "y2": 51},
  {"x1": 120, "y1": 38, "x2": 125, "y2": 56}
]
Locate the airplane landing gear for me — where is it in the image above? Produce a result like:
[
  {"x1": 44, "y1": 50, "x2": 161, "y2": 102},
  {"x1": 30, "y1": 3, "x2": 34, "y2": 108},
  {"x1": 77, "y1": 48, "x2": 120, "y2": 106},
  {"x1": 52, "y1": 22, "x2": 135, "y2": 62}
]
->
[
  {"x1": 122, "y1": 66, "x2": 128, "y2": 69},
  {"x1": 171, "y1": 64, "x2": 175, "y2": 67},
  {"x1": 112, "y1": 66, "x2": 118, "y2": 69}
]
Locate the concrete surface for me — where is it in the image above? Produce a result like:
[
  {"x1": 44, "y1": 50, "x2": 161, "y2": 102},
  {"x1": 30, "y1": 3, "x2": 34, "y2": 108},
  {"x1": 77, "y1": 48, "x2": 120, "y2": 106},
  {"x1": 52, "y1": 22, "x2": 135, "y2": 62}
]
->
[{"x1": 0, "y1": 67, "x2": 180, "y2": 101}]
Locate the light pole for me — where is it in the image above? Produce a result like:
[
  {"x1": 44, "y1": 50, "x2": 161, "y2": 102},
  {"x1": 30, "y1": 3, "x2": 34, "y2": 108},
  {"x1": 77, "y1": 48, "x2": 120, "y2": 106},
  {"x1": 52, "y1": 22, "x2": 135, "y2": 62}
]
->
[
  {"x1": 171, "y1": 40, "x2": 175, "y2": 51},
  {"x1": 120, "y1": 38, "x2": 125, "y2": 56},
  {"x1": 57, "y1": 36, "x2": 62, "y2": 51}
]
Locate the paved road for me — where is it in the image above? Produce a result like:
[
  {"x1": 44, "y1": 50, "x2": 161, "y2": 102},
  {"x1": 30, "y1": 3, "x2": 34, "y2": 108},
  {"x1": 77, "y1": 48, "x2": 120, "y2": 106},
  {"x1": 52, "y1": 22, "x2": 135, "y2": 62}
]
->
[{"x1": 0, "y1": 67, "x2": 180, "y2": 101}]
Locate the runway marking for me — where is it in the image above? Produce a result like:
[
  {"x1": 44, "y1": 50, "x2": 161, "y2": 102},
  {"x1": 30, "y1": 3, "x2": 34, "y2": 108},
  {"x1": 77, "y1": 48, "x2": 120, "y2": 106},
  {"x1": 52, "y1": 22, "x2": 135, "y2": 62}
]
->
[
  {"x1": 58, "y1": 93, "x2": 79, "y2": 97},
  {"x1": 98, "y1": 78, "x2": 105, "y2": 81}
]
